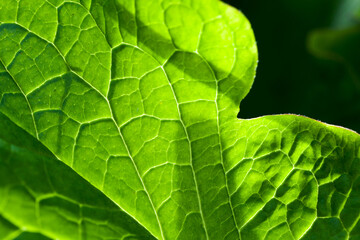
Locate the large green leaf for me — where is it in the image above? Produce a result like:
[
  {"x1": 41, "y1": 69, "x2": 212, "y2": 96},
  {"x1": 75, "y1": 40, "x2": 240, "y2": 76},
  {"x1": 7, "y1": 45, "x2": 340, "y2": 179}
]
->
[{"x1": 0, "y1": 0, "x2": 359, "y2": 239}]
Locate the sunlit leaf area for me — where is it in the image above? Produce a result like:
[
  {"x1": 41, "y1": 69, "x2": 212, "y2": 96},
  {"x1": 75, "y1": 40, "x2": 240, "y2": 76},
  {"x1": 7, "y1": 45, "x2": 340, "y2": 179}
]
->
[{"x1": 0, "y1": 0, "x2": 359, "y2": 239}]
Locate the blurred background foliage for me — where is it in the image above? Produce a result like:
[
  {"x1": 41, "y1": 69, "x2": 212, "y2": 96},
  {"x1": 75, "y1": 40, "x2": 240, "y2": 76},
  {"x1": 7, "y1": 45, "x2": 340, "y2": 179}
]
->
[{"x1": 224, "y1": 0, "x2": 360, "y2": 132}]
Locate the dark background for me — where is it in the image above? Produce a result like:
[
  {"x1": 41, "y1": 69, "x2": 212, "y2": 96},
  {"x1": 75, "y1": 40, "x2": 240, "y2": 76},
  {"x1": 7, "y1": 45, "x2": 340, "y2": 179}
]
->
[{"x1": 223, "y1": 0, "x2": 360, "y2": 132}]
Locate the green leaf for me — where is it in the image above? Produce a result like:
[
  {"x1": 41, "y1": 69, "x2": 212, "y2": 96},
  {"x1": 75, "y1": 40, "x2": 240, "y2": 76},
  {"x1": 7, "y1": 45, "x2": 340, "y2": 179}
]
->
[
  {"x1": 0, "y1": 216, "x2": 19, "y2": 240},
  {"x1": 0, "y1": 113, "x2": 154, "y2": 239},
  {"x1": 0, "y1": 0, "x2": 359, "y2": 239},
  {"x1": 13, "y1": 232, "x2": 52, "y2": 240},
  {"x1": 223, "y1": 115, "x2": 360, "y2": 239},
  {"x1": 0, "y1": 215, "x2": 52, "y2": 240}
]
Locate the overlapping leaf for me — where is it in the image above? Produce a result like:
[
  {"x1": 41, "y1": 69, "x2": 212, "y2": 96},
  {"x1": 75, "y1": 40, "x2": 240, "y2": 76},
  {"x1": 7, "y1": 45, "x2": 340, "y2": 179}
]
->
[{"x1": 0, "y1": 112, "x2": 154, "y2": 239}]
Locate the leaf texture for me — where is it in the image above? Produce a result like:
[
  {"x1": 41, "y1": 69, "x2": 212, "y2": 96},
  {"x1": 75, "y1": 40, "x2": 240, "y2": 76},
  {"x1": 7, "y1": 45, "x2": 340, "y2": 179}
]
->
[
  {"x1": 0, "y1": 112, "x2": 154, "y2": 239},
  {"x1": 0, "y1": 0, "x2": 359, "y2": 239}
]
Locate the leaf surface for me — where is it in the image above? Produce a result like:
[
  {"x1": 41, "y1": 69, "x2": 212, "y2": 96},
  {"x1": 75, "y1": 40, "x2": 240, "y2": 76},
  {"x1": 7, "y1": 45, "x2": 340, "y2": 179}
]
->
[
  {"x1": 0, "y1": 112, "x2": 154, "y2": 240},
  {"x1": 0, "y1": 0, "x2": 359, "y2": 239}
]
